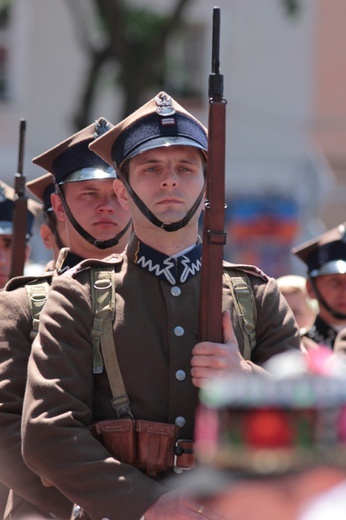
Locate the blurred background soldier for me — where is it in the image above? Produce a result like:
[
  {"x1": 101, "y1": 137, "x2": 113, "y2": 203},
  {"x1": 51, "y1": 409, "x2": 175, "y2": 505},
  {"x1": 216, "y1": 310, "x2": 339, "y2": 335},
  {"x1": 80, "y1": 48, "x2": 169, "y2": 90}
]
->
[
  {"x1": 26, "y1": 172, "x2": 68, "y2": 270},
  {"x1": 292, "y1": 222, "x2": 346, "y2": 349},
  {"x1": 0, "y1": 180, "x2": 41, "y2": 289}
]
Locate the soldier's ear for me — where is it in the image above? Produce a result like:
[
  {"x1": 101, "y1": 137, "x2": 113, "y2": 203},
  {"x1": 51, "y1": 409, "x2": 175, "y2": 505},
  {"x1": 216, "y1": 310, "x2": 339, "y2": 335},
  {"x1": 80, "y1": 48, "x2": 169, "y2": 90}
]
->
[
  {"x1": 40, "y1": 223, "x2": 55, "y2": 250},
  {"x1": 51, "y1": 193, "x2": 66, "y2": 222},
  {"x1": 306, "y1": 278, "x2": 316, "y2": 300},
  {"x1": 113, "y1": 179, "x2": 129, "y2": 210}
]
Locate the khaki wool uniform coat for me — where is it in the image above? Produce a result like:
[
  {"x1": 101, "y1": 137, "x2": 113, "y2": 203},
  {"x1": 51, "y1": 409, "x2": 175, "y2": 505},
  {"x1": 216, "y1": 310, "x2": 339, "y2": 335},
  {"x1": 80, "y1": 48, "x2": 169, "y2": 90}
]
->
[
  {"x1": 0, "y1": 250, "x2": 82, "y2": 519},
  {"x1": 22, "y1": 235, "x2": 301, "y2": 520}
]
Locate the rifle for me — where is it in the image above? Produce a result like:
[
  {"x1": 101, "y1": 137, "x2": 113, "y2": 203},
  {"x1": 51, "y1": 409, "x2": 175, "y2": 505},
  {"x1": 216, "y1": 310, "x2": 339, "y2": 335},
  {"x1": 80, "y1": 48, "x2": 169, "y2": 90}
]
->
[
  {"x1": 10, "y1": 119, "x2": 28, "y2": 279},
  {"x1": 199, "y1": 7, "x2": 227, "y2": 343}
]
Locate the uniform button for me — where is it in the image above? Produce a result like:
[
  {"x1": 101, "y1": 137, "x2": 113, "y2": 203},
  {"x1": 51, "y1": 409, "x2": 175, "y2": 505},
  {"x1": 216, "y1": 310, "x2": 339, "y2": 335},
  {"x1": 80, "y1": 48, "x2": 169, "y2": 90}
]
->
[
  {"x1": 72, "y1": 506, "x2": 81, "y2": 518},
  {"x1": 174, "y1": 326, "x2": 185, "y2": 337},
  {"x1": 175, "y1": 416, "x2": 186, "y2": 427},
  {"x1": 175, "y1": 370, "x2": 186, "y2": 381},
  {"x1": 171, "y1": 286, "x2": 181, "y2": 297}
]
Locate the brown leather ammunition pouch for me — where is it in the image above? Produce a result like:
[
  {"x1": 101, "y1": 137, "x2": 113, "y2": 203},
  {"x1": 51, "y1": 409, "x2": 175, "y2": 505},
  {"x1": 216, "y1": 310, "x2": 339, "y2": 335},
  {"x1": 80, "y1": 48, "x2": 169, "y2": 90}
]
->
[{"x1": 90, "y1": 418, "x2": 194, "y2": 477}]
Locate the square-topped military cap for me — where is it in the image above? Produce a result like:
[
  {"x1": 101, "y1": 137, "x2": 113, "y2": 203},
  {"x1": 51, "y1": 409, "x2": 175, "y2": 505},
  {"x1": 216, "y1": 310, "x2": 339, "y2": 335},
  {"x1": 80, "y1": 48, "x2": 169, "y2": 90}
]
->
[
  {"x1": 292, "y1": 223, "x2": 346, "y2": 277},
  {"x1": 32, "y1": 118, "x2": 116, "y2": 185},
  {"x1": 26, "y1": 173, "x2": 55, "y2": 213},
  {"x1": 89, "y1": 91, "x2": 208, "y2": 168},
  {"x1": 0, "y1": 180, "x2": 42, "y2": 238}
]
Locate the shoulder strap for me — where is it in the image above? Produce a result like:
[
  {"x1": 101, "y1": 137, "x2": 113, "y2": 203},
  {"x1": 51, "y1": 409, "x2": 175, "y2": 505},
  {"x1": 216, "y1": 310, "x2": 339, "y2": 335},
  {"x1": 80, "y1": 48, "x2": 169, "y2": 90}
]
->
[
  {"x1": 90, "y1": 266, "x2": 132, "y2": 418},
  {"x1": 224, "y1": 270, "x2": 257, "y2": 360},
  {"x1": 25, "y1": 280, "x2": 51, "y2": 341}
]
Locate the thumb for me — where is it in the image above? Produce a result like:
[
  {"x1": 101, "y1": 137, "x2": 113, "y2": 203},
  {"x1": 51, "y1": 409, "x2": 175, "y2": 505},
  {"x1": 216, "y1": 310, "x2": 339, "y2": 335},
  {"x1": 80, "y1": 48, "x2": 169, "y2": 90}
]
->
[{"x1": 222, "y1": 308, "x2": 236, "y2": 344}]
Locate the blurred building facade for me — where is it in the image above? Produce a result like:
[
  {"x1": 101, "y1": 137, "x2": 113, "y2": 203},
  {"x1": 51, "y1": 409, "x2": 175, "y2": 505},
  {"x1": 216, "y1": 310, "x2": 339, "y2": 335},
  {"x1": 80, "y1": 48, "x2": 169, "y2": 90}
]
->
[{"x1": 0, "y1": 0, "x2": 345, "y2": 276}]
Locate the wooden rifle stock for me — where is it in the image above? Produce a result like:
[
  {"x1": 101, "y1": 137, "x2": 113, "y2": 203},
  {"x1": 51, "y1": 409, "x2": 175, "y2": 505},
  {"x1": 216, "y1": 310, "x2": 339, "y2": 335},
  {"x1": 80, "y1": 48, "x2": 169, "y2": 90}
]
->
[
  {"x1": 199, "y1": 7, "x2": 227, "y2": 342},
  {"x1": 10, "y1": 119, "x2": 28, "y2": 279}
]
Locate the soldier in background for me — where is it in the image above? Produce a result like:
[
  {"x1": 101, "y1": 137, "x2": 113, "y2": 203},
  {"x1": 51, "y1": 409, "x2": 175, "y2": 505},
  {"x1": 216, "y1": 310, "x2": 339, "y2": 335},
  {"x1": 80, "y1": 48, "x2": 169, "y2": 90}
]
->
[
  {"x1": 0, "y1": 180, "x2": 41, "y2": 289},
  {"x1": 292, "y1": 223, "x2": 346, "y2": 349},
  {"x1": 0, "y1": 117, "x2": 132, "y2": 520},
  {"x1": 26, "y1": 172, "x2": 68, "y2": 270},
  {"x1": 0, "y1": 174, "x2": 65, "y2": 520}
]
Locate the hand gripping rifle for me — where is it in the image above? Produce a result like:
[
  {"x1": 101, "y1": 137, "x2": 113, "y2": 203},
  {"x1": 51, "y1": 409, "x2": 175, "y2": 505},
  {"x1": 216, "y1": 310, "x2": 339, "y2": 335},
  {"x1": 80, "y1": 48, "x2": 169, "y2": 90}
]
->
[
  {"x1": 10, "y1": 119, "x2": 28, "y2": 279},
  {"x1": 199, "y1": 7, "x2": 227, "y2": 343}
]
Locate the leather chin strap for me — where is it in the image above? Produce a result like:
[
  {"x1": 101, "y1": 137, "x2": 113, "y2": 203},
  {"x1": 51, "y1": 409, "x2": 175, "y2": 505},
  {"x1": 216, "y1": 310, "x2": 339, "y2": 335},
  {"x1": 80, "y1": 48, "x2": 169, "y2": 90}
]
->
[
  {"x1": 115, "y1": 163, "x2": 205, "y2": 233},
  {"x1": 57, "y1": 185, "x2": 132, "y2": 250},
  {"x1": 310, "y1": 276, "x2": 346, "y2": 320}
]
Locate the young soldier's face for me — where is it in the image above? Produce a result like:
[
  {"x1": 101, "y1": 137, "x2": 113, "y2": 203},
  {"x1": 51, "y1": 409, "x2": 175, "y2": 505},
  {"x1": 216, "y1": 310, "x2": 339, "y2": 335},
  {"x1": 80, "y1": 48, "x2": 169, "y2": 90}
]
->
[
  {"x1": 115, "y1": 145, "x2": 205, "y2": 228},
  {"x1": 0, "y1": 235, "x2": 12, "y2": 288},
  {"x1": 52, "y1": 178, "x2": 131, "y2": 245}
]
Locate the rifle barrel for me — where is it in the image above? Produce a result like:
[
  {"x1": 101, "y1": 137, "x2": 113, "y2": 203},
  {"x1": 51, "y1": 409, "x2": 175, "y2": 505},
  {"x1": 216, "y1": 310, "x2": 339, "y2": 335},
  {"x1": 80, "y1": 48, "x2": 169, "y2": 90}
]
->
[
  {"x1": 211, "y1": 7, "x2": 220, "y2": 74},
  {"x1": 17, "y1": 119, "x2": 26, "y2": 176},
  {"x1": 10, "y1": 119, "x2": 28, "y2": 279}
]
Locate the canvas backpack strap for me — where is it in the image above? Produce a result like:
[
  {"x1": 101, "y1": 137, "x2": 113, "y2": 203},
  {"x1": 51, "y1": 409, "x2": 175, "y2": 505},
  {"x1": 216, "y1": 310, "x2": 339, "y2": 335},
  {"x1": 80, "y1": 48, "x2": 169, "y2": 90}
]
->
[
  {"x1": 90, "y1": 266, "x2": 132, "y2": 418},
  {"x1": 224, "y1": 270, "x2": 257, "y2": 360},
  {"x1": 25, "y1": 280, "x2": 51, "y2": 341}
]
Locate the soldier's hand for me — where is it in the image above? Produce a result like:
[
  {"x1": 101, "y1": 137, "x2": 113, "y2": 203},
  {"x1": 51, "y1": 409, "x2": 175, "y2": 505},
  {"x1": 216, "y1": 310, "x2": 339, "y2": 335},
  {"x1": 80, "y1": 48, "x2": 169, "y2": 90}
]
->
[
  {"x1": 191, "y1": 309, "x2": 252, "y2": 388},
  {"x1": 144, "y1": 490, "x2": 225, "y2": 519}
]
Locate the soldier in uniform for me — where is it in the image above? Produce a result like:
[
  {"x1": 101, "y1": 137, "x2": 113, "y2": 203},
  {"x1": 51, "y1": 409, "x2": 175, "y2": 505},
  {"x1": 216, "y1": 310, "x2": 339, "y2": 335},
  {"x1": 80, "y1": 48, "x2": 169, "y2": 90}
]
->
[
  {"x1": 0, "y1": 180, "x2": 41, "y2": 289},
  {"x1": 0, "y1": 118, "x2": 132, "y2": 520},
  {"x1": 0, "y1": 182, "x2": 41, "y2": 518},
  {"x1": 292, "y1": 223, "x2": 346, "y2": 349},
  {"x1": 21, "y1": 92, "x2": 301, "y2": 520},
  {"x1": 0, "y1": 174, "x2": 66, "y2": 520}
]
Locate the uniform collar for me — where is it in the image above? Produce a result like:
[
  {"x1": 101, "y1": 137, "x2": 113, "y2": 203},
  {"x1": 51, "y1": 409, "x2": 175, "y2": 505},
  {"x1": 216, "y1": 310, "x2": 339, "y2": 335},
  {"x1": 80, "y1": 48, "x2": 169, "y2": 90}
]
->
[
  {"x1": 127, "y1": 234, "x2": 202, "y2": 285},
  {"x1": 55, "y1": 247, "x2": 85, "y2": 274},
  {"x1": 305, "y1": 315, "x2": 339, "y2": 350}
]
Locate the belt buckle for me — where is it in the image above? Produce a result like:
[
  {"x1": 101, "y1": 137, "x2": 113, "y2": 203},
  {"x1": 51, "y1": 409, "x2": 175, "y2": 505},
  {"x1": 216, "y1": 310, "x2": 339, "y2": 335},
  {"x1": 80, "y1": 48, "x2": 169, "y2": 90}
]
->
[{"x1": 174, "y1": 439, "x2": 194, "y2": 471}]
